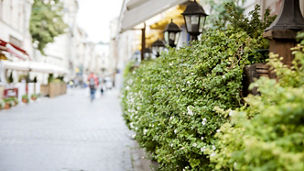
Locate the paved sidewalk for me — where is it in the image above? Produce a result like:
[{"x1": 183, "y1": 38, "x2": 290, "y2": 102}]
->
[{"x1": 0, "y1": 88, "x2": 151, "y2": 171}]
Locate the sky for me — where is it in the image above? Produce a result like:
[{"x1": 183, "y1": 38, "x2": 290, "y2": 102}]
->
[{"x1": 77, "y1": 0, "x2": 124, "y2": 43}]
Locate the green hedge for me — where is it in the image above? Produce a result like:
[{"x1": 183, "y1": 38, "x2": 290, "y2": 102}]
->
[
  {"x1": 122, "y1": 35, "x2": 304, "y2": 170},
  {"x1": 122, "y1": 29, "x2": 263, "y2": 170},
  {"x1": 210, "y1": 42, "x2": 304, "y2": 171},
  {"x1": 121, "y1": 4, "x2": 285, "y2": 170}
]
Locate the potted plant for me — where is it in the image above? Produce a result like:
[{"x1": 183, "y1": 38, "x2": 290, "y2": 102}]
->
[
  {"x1": 3, "y1": 99, "x2": 11, "y2": 109},
  {"x1": 31, "y1": 94, "x2": 38, "y2": 101},
  {"x1": 22, "y1": 95, "x2": 29, "y2": 104}
]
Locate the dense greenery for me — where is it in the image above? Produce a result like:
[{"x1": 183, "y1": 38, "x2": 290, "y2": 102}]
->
[
  {"x1": 120, "y1": 2, "x2": 302, "y2": 170},
  {"x1": 30, "y1": 0, "x2": 67, "y2": 54},
  {"x1": 211, "y1": 45, "x2": 304, "y2": 170},
  {"x1": 122, "y1": 28, "x2": 266, "y2": 169}
]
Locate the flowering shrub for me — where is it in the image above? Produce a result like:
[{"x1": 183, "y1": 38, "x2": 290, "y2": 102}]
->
[
  {"x1": 210, "y1": 43, "x2": 304, "y2": 170},
  {"x1": 121, "y1": 29, "x2": 264, "y2": 169}
]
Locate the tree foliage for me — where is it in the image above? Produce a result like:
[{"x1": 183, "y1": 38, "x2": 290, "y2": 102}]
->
[{"x1": 30, "y1": 0, "x2": 67, "y2": 54}]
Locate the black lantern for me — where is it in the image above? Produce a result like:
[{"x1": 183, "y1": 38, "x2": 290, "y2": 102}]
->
[
  {"x1": 266, "y1": 0, "x2": 304, "y2": 31},
  {"x1": 151, "y1": 39, "x2": 165, "y2": 57},
  {"x1": 143, "y1": 48, "x2": 152, "y2": 60},
  {"x1": 182, "y1": 0, "x2": 208, "y2": 40},
  {"x1": 164, "y1": 19, "x2": 181, "y2": 47}
]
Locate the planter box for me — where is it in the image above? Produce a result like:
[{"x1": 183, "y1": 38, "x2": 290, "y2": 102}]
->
[
  {"x1": 40, "y1": 84, "x2": 49, "y2": 96},
  {"x1": 40, "y1": 82, "x2": 67, "y2": 98}
]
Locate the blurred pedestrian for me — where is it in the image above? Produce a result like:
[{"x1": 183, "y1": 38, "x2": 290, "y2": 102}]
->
[
  {"x1": 87, "y1": 72, "x2": 98, "y2": 101},
  {"x1": 99, "y1": 77, "x2": 104, "y2": 95}
]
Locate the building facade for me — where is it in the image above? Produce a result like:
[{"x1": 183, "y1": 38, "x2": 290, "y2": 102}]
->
[{"x1": 0, "y1": 0, "x2": 33, "y2": 59}]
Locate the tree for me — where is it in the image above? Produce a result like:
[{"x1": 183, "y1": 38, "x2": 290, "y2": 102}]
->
[{"x1": 30, "y1": 0, "x2": 67, "y2": 54}]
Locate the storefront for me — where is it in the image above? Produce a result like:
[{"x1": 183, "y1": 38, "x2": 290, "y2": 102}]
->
[{"x1": 0, "y1": 39, "x2": 68, "y2": 101}]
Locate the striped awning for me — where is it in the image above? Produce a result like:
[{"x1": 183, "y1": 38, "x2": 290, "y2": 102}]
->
[{"x1": 0, "y1": 39, "x2": 30, "y2": 60}]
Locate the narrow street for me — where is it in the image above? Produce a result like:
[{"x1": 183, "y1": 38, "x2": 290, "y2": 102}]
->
[{"x1": 0, "y1": 88, "x2": 147, "y2": 171}]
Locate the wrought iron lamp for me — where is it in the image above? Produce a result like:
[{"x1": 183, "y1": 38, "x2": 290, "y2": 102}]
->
[
  {"x1": 143, "y1": 48, "x2": 152, "y2": 60},
  {"x1": 182, "y1": 0, "x2": 208, "y2": 41},
  {"x1": 264, "y1": 0, "x2": 304, "y2": 66},
  {"x1": 151, "y1": 39, "x2": 165, "y2": 58},
  {"x1": 164, "y1": 19, "x2": 181, "y2": 47}
]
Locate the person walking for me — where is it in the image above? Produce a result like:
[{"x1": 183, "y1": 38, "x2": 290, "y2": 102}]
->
[
  {"x1": 99, "y1": 76, "x2": 104, "y2": 95},
  {"x1": 87, "y1": 72, "x2": 98, "y2": 101}
]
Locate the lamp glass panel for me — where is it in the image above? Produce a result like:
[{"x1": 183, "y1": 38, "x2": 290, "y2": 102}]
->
[
  {"x1": 153, "y1": 46, "x2": 160, "y2": 55},
  {"x1": 191, "y1": 15, "x2": 199, "y2": 24},
  {"x1": 152, "y1": 46, "x2": 157, "y2": 55},
  {"x1": 185, "y1": 16, "x2": 192, "y2": 32},
  {"x1": 190, "y1": 15, "x2": 199, "y2": 33},
  {"x1": 199, "y1": 16, "x2": 206, "y2": 32},
  {"x1": 164, "y1": 32, "x2": 169, "y2": 44},
  {"x1": 169, "y1": 32, "x2": 175, "y2": 41},
  {"x1": 159, "y1": 47, "x2": 165, "y2": 53},
  {"x1": 174, "y1": 32, "x2": 180, "y2": 45}
]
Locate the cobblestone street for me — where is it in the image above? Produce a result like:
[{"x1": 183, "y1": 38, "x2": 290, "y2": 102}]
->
[{"x1": 0, "y1": 88, "x2": 148, "y2": 171}]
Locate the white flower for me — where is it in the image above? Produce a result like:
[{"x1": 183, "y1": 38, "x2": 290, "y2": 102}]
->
[
  {"x1": 174, "y1": 129, "x2": 178, "y2": 134},
  {"x1": 170, "y1": 116, "x2": 174, "y2": 120},
  {"x1": 222, "y1": 75, "x2": 226, "y2": 79},
  {"x1": 201, "y1": 137, "x2": 204, "y2": 140},
  {"x1": 187, "y1": 106, "x2": 193, "y2": 116},
  {"x1": 229, "y1": 110, "x2": 234, "y2": 117},
  {"x1": 143, "y1": 129, "x2": 148, "y2": 135},
  {"x1": 192, "y1": 143, "x2": 197, "y2": 147},
  {"x1": 187, "y1": 81, "x2": 191, "y2": 84},
  {"x1": 212, "y1": 145, "x2": 216, "y2": 150},
  {"x1": 170, "y1": 143, "x2": 173, "y2": 147},
  {"x1": 210, "y1": 152, "x2": 216, "y2": 157},
  {"x1": 201, "y1": 118, "x2": 207, "y2": 126},
  {"x1": 200, "y1": 146, "x2": 206, "y2": 152},
  {"x1": 216, "y1": 129, "x2": 220, "y2": 133}
]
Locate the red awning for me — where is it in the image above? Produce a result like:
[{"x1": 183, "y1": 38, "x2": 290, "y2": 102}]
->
[{"x1": 0, "y1": 39, "x2": 30, "y2": 60}]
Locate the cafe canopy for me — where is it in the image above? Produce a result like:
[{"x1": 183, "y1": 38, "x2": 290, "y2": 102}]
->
[{"x1": 120, "y1": 0, "x2": 187, "y2": 32}]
